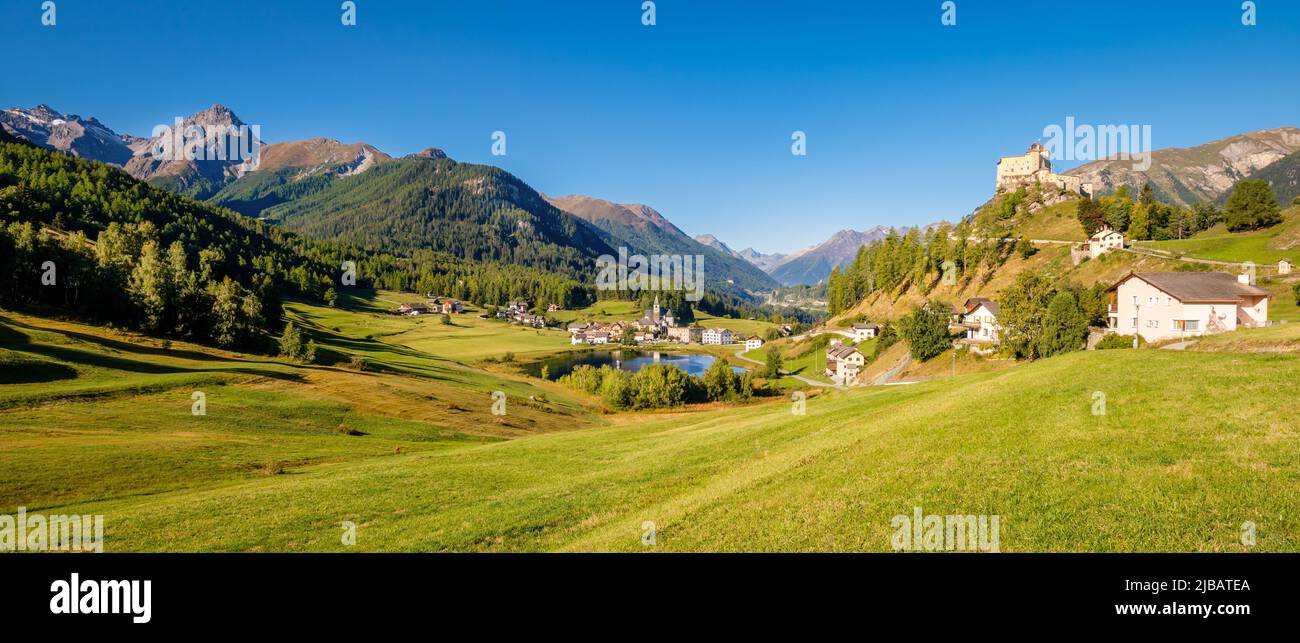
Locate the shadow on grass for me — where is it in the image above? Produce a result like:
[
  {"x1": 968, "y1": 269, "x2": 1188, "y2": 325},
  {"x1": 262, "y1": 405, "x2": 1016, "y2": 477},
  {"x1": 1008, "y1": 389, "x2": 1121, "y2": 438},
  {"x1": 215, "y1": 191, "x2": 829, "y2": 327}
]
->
[{"x1": 0, "y1": 316, "x2": 304, "y2": 382}]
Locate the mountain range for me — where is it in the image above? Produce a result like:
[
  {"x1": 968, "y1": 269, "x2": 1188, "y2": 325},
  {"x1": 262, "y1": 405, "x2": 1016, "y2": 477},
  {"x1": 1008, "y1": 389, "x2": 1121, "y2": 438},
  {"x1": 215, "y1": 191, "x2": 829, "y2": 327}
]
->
[
  {"x1": 696, "y1": 227, "x2": 895, "y2": 286},
  {"x1": 1063, "y1": 126, "x2": 1300, "y2": 206},
  {"x1": 544, "y1": 196, "x2": 779, "y2": 291},
  {"x1": 7, "y1": 101, "x2": 1298, "y2": 292}
]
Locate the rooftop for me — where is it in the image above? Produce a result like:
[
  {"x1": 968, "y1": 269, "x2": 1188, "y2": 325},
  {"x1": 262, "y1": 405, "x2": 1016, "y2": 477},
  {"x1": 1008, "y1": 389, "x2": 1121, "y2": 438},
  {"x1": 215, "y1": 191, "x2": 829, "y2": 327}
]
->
[{"x1": 1113, "y1": 272, "x2": 1272, "y2": 302}]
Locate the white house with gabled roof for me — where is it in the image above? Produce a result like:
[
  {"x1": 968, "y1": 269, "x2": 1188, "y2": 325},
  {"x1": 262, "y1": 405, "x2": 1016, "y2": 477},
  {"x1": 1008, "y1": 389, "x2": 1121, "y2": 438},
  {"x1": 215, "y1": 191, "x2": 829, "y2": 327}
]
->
[
  {"x1": 1083, "y1": 225, "x2": 1125, "y2": 259},
  {"x1": 1106, "y1": 271, "x2": 1271, "y2": 343}
]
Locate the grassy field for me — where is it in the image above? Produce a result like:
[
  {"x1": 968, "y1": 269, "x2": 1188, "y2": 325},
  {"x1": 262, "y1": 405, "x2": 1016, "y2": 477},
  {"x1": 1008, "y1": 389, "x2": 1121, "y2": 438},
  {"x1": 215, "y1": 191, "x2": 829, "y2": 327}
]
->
[
  {"x1": 1188, "y1": 321, "x2": 1300, "y2": 353},
  {"x1": 6, "y1": 288, "x2": 1299, "y2": 553},
  {"x1": 0, "y1": 298, "x2": 604, "y2": 514},
  {"x1": 20, "y1": 344, "x2": 1295, "y2": 552},
  {"x1": 1136, "y1": 206, "x2": 1300, "y2": 267},
  {"x1": 310, "y1": 290, "x2": 574, "y2": 365}
]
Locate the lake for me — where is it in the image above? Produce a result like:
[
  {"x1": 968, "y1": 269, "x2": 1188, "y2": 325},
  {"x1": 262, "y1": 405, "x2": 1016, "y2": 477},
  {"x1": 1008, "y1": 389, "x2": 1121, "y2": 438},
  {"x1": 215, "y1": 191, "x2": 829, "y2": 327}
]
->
[{"x1": 526, "y1": 350, "x2": 746, "y2": 380}]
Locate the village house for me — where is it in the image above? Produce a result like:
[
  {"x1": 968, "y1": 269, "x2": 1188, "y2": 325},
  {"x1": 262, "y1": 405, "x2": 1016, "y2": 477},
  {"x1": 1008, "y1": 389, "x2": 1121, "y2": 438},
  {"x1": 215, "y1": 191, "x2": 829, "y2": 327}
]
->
[
  {"x1": 432, "y1": 298, "x2": 463, "y2": 314},
  {"x1": 701, "y1": 328, "x2": 733, "y2": 345},
  {"x1": 824, "y1": 344, "x2": 865, "y2": 384},
  {"x1": 851, "y1": 322, "x2": 879, "y2": 341},
  {"x1": 960, "y1": 297, "x2": 1000, "y2": 344},
  {"x1": 547, "y1": 303, "x2": 560, "y2": 312},
  {"x1": 744, "y1": 335, "x2": 764, "y2": 351},
  {"x1": 1279, "y1": 258, "x2": 1293, "y2": 276},
  {"x1": 570, "y1": 321, "x2": 630, "y2": 345},
  {"x1": 398, "y1": 302, "x2": 433, "y2": 316},
  {"x1": 666, "y1": 326, "x2": 703, "y2": 344},
  {"x1": 1081, "y1": 225, "x2": 1125, "y2": 259},
  {"x1": 1106, "y1": 271, "x2": 1271, "y2": 343}
]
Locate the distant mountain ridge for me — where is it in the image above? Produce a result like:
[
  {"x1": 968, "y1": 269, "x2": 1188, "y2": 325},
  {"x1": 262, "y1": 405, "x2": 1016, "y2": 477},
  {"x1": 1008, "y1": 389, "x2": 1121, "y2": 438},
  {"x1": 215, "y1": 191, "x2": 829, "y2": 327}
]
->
[
  {"x1": 695, "y1": 226, "x2": 897, "y2": 285},
  {"x1": 1238, "y1": 148, "x2": 1300, "y2": 206},
  {"x1": 547, "y1": 195, "x2": 779, "y2": 292},
  {"x1": 2, "y1": 103, "x2": 394, "y2": 203},
  {"x1": 767, "y1": 227, "x2": 895, "y2": 285},
  {"x1": 0, "y1": 104, "x2": 140, "y2": 165},
  {"x1": 1063, "y1": 126, "x2": 1300, "y2": 206}
]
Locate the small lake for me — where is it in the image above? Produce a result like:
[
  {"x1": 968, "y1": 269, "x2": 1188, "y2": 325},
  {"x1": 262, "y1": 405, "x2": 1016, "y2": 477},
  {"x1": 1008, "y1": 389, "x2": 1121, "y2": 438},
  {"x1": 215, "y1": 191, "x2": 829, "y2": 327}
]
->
[{"x1": 525, "y1": 350, "x2": 746, "y2": 380}]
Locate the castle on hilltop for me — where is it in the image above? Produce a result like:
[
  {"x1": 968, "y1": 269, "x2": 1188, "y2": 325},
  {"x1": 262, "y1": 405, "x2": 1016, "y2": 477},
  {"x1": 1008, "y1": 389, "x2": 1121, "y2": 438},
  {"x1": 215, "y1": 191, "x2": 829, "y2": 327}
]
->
[{"x1": 995, "y1": 142, "x2": 1092, "y2": 197}]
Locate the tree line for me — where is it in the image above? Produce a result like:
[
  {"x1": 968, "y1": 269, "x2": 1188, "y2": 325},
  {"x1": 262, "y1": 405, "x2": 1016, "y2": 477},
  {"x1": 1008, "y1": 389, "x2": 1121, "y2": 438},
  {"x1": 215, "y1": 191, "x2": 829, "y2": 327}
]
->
[{"x1": 558, "y1": 359, "x2": 755, "y2": 410}]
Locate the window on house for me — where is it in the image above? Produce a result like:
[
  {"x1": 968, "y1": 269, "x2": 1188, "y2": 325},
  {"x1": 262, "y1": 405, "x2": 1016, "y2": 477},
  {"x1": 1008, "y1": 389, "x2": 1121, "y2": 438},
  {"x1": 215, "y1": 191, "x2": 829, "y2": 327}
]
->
[{"x1": 1131, "y1": 317, "x2": 1138, "y2": 328}]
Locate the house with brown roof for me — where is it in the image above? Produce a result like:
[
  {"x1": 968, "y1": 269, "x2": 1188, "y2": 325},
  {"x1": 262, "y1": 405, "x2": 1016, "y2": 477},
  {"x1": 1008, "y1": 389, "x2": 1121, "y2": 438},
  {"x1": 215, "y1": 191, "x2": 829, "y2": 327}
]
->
[
  {"x1": 398, "y1": 302, "x2": 433, "y2": 315},
  {"x1": 959, "y1": 297, "x2": 1000, "y2": 344},
  {"x1": 825, "y1": 344, "x2": 865, "y2": 384},
  {"x1": 1107, "y1": 271, "x2": 1271, "y2": 342},
  {"x1": 851, "y1": 322, "x2": 879, "y2": 341}
]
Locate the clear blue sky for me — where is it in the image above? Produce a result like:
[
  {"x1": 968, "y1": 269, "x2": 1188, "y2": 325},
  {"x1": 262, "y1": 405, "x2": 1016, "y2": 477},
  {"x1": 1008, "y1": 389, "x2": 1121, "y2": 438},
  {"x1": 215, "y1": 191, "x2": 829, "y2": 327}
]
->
[{"x1": 3, "y1": 0, "x2": 1298, "y2": 253}]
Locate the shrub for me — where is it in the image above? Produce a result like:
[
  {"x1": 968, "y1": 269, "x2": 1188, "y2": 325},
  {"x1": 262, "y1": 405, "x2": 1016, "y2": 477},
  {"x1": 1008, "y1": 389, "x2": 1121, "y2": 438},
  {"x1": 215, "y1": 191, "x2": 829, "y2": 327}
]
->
[
  {"x1": 1293, "y1": 281, "x2": 1300, "y2": 307},
  {"x1": 1096, "y1": 333, "x2": 1136, "y2": 350}
]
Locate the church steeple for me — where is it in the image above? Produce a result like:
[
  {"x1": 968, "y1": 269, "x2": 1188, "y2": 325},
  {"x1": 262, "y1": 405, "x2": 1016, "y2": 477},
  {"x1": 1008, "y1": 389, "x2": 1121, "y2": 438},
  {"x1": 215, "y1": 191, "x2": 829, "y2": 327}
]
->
[{"x1": 653, "y1": 295, "x2": 661, "y2": 321}]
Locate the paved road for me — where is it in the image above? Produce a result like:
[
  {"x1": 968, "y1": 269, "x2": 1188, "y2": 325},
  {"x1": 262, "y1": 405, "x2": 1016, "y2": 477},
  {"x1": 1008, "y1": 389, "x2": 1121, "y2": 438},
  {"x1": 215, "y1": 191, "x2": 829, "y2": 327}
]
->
[
  {"x1": 871, "y1": 350, "x2": 912, "y2": 386},
  {"x1": 732, "y1": 349, "x2": 846, "y2": 390}
]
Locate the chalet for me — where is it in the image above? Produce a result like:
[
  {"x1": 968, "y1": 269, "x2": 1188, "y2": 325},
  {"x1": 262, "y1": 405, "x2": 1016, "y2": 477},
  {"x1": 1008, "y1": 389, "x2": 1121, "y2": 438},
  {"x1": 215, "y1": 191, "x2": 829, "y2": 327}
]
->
[
  {"x1": 851, "y1": 322, "x2": 879, "y2": 341},
  {"x1": 824, "y1": 344, "x2": 865, "y2": 384},
  {"x1": 399, "y1": 302, "x2": 433, "y2": 316},
  {"x1": 1106, "y1": 271, "x2": 1271, "y2": 343},
  {"x1": 436, "y1": 299, "x2": 463, "y2": 314},
  {"x1": 960, "y1": 297, "x2": 1000, "y2": 344},
  {"x1": 744, "y1": 336, "x2": 764, "y2": 351},
  {"x1": 547, "y1": 303, "x2": 561, "y2": 312},
  {"x1": 1280, "y1": 258, "x2": 1293, "y2": 276},
  {"x1": 1081, "y1": 226, "x2": 1125, "y2": 259},
  {"x1": 701, "y1": 328, "x2": 733, "y2": 345}
]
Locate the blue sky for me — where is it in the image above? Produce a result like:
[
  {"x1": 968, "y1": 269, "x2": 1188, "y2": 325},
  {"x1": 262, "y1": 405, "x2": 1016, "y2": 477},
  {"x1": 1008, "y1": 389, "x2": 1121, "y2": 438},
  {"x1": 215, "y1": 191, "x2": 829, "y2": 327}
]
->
[{"x1": 2, "y1": 0, "x2": 1298, "y2": 253}]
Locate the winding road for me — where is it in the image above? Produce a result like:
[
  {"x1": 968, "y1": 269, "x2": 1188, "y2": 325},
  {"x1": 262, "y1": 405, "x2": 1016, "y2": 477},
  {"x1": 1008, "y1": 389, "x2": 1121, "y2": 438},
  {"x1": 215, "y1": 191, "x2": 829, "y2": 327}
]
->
[{"x1": 732, "y1": 348, "x2": 846, "y2": 390}]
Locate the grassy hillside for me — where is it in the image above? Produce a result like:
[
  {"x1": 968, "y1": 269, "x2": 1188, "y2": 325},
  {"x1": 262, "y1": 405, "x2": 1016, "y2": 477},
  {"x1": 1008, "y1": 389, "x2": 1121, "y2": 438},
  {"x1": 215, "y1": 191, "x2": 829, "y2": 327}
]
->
[
  {"x1": 1137, "y1": 205, "x2": 1300, "y2": 266},
  {"x1": 16, "y1": 344, "x2": 1296, "y2": 552},
  {"x1": 0, "y1": 294, "x2": 605, "y2": 513},
  {"x1": 832, "y1": 242, "x2": 1186, "y2": 324}
]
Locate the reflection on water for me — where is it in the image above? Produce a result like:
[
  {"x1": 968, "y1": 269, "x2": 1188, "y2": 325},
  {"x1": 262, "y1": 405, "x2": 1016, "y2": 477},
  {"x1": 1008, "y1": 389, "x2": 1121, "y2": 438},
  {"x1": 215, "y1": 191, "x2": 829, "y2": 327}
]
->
[{"x1": 526, "y1": 350, "x2": 745, "y2": 380}]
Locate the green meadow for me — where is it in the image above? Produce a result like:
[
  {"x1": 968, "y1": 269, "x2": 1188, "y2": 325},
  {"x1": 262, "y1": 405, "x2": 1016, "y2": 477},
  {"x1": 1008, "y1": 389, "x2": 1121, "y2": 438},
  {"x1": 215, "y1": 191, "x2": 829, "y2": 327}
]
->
[
  {"x1": 1135, "y1": 205, "x2": 1300, "y2": 266},
  {"x1": 6, "y1": 301, "x2": 1297, "y2": 551}
]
